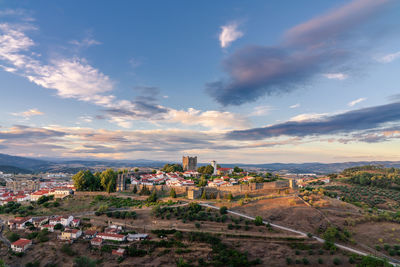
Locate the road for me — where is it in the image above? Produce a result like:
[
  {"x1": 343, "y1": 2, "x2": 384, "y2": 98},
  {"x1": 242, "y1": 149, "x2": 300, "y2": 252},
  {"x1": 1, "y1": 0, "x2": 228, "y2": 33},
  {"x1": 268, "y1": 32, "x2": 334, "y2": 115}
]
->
[
  {"x1": 200, "y1": 203, "x2": 399, "y2": 266},
  {"x1": 0, "y1": 219, "x2": 11, "y2": 247}
]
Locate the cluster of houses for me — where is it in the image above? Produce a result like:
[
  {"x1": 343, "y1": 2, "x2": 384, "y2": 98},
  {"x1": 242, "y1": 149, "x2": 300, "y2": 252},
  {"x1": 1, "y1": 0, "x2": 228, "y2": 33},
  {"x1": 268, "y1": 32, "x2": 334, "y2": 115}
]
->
[
  {"x1": 207, "y1": 176, "x2": 255, "y2": 187},
  {"x1": 8, "y1": 214, "x2": 148, "y2": 256},
  {"x1": 131, "y1": 171, "x2": 198, "y2": 186},
  {"x1": 0, "y1": 185, "x2": 74, "y2": 206}
]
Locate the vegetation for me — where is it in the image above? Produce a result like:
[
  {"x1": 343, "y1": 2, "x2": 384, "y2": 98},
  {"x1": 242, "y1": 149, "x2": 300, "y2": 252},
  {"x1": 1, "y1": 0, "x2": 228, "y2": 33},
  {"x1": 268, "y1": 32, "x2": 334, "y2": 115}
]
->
[
  {"x1": 74, "y1": 256, "x2": 97, "y2": 267},
  {"x1": 72, "y1": 168, "x2": 118, "y2": 192},
  {"x1": 169, "y1": 188, "x2": 177, "y2": 198},
  {"x1": 161, "y1": 163, "x2": 183, "y2": 173},
  {"x1": 197, "y1": 165, "x2": 214, "y2": 175}
]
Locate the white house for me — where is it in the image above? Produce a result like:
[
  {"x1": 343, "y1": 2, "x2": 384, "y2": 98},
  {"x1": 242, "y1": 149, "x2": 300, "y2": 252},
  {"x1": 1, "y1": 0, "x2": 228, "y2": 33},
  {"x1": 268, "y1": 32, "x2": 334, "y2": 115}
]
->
[
  {"x1": 49, "y1": 215, "x2": 73, "y2": 227},
  {"x1": 11, "y1": 238, "x2": 32, "y2": 252},
  {"x1": 96, "y1": 232, "x2": 126, "y2": 242}
]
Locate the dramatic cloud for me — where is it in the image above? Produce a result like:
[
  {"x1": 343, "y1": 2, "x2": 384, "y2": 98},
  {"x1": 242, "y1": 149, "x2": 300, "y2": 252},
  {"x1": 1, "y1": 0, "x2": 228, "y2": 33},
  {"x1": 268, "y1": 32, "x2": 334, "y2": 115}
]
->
[
  {"x1": 207, "y1": 0, "x2": 391, "y2": 105},
  {"x1": 219, "y1": 22, "x2": 243, "y2": 48},
  {"x1": 11, "y1": 108, "x2": 43, "y2": 118},
  {"x1": 167, "y1": 108, "x2": 250, "y2": 130},
  {"x1": 348, "y1": 97, "x2": 366, "y2": 107},
  {"x1": 323, "y1": 73, "x2": 348, "y2": 80},
  {"x1": 376, "y1": 51, "x2": 400, "y2": 63},
  {"x1": 227, "y1": 101, "x2": 400, "y2": 140}
]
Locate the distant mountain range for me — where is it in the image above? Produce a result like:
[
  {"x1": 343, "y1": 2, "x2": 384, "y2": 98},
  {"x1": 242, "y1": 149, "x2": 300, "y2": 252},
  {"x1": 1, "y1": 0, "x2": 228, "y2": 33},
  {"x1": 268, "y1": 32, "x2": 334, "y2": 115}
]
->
[{"x1": 1, "y1": 153, "x2": 400, "y2": 174}]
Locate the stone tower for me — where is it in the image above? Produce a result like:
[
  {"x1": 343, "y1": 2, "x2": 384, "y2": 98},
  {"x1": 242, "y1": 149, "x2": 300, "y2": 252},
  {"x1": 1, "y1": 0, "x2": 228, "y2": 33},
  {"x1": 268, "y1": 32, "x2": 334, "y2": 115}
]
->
[
  {"x1": 182, "y1": 156, "x2": 197, "y2": 171},
  {"x1": 211, "y1": 160, "x2": 217, "y2": 175}
]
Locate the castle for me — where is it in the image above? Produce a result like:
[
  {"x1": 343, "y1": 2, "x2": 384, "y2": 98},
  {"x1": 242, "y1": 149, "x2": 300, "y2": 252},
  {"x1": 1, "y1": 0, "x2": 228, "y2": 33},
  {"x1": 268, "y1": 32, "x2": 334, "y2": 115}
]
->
[{"x1": 182, "y1": 156, "x2": 197, "y2": 171}]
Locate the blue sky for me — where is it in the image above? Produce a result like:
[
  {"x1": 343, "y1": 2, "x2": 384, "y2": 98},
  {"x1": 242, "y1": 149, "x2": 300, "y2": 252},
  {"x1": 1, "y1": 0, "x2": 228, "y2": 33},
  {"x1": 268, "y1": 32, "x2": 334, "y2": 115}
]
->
[{"x1": 0, "y1": 0, "x2": 400, "y2": 163}]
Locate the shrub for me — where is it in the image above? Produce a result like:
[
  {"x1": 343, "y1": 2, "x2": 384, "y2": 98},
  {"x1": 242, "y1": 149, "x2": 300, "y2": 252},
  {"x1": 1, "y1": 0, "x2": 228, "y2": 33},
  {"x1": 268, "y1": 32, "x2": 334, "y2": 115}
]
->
[
  {"x1": 286, "y1": 257, "x2": 293, "y2": 265},
  {"x1": 54, "y1": 223, "x2": 64, "y2": 230},
  {"x1": 302, "y1": 258, "x2": 309, "y2": 265},
  {"x1": 74, "y1": 256, "x2": 96, "y2": 267},
  {"x1": 7, "y1": 232, "x2": 20, "y2": 242},
  {"x1": 195, "y1": 223, "x2": 200, "y2": 229},
  {"x1": 61, "y1": 244, "x2": 76, "y2": 256},
  {"x1": 333, "y1": 258, "x2": 341, "y2": 265},
  {"x1": 254, "y1": 216, "x2": 263, "y2": 226},
  {"x1": 219, "y1": 206, "x2": 228, "y2": 214},
  {"x1": 318, "y1": 258, "x2": 323, "y2": 264}
]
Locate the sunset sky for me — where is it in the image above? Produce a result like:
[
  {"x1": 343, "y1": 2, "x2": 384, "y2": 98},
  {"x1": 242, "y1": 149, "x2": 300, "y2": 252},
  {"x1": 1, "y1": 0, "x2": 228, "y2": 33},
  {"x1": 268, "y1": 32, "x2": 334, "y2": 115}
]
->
[{"x1": 0, "y1": 0, "x2": 400, "y2": 163}]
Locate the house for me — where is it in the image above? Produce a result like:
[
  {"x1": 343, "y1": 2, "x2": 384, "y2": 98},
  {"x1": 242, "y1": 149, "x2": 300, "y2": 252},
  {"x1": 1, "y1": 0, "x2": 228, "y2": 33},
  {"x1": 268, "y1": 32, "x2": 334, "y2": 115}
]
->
[
  {"x1": 40, "y1": 224, "x2": 55, "y2": 232},
  {"x1": 91, "y1": 237, "x2": 103, "y2": 246},
  {"x1": 32, "y1": 217, "x2": 48, "y2": 227},
  {"x1": 127, "y1": 233, "x2": 148, "y2": 241},
  {"x1": 11, "y1": 238, "x2": 32, "y2": 252},
  {"x1": 8, "y1": 217, "x2": 32, "y2": 230},
  {"x1": 104, "y1": 225, "x2": 122, "y2": 234},
  {"x1": 112, "y1": 248, "x2": 126, "y2": 257},
  {"x1": 49, "y1": 215, "x2": 73, "y2": 227},
  {"x1": 217, "y1": 168, "x2": 233, "y2": 175},
  {"x1": 15, "y1": 194, "x2": 30, "y2": 202},
  {"x1": 84, "y1": 230, "x2": 97, "y2": 239},
  {"x1": 71, "y1": 219, "x2": 80, "y2": 227},
  {"x1": 53, "y1": 188, "x2": 73, "y2": 199},
  {"x1": 59, "y1": 228, "x2": 82, "y2": 240},
  {"x1": 240, "y1": 176, "x2": 255, "y2": 183},
  {"x1": 96, "y1": 232, "x2": 126, "y2": 242},
  {"x1": 30, "y1": 190, "x2": 51, "y2": 201}
]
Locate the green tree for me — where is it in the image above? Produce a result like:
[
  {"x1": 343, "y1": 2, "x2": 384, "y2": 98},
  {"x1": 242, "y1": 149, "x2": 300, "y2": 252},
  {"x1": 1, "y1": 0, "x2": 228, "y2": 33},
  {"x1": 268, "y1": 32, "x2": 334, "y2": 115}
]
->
[
  {"x1": 170, "y1": 188, "x2": 177, "y2": 198},
  {"x1": 198, "y1": 176, "x2": 207, "y2": 187},
  {"x1": 220, "y1": 206, "x2": 228, "y2": 214},
  {"x1": 134, "y1": 168, "x2": 139, "y2": 172},
  {"x1": 132, "y1": 184, "x2": 138, "y2": 194},
  {"x1": 233, "y1": 166, "x2": 244, "y2": 173},
  {"x1": 7, "y1": 232, "x2": 20, "y2": 242},
  {"x1": 201, "y1": 190, "x2": 207, "y2": 200},
  {"x1": 74, "y1": 256, "x2": 96, "y2": 267},
  {"x1": 254, "y1": 216, "x2": 263, "y2": 226},
  {"x1": 100, "y1": 168, "x2": 117, "y2": 193},
  {"x1": 147, "y1": 190, "x2": 158, "y2": 203},
  {"x1": 198, "y1": 165, "x2": 214, "y2": 175}
]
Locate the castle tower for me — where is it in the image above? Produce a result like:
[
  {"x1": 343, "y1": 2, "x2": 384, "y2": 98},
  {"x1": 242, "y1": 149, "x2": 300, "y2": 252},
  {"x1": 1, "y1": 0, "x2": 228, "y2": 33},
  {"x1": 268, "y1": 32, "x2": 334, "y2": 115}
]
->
[
  {"x1": 211, "y1": 160, "x2": 217, "y2": 175},
  {"x1": 182, "y1": 156, "x2": 197, "y2": 171}
]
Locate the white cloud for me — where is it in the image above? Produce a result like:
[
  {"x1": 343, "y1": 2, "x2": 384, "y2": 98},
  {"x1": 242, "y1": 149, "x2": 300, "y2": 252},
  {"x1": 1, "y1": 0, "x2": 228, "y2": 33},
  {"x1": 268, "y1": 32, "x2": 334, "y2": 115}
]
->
[
  {"x1": 323, "y1": 73, "x2": 348, "y2": 80},
  {"x1": 70, "y1": 37, "x2": 101, "y2": 47},
  {"x1": 376, "y1": 51, "x2": 400, "y2": 63},
  {"x1": 290, "y1": 113, "x2": 328, "y2": 122},
  {"x1": 348, "y1": 97, "x2": 366, "y2": 107},
  {"x1": 168, "y1": 108, "x2": 250, "y2": 130},
  {"x1": 250, "y1": 105, "x2": 271, "y2": 116},
  {"x1": 219, "y1": 22, "x2": 243, "y2": 48},
  {"x1": 290, "y1": 103, "x2": 301, "y2": 109},
  {"x1": 11, "y1": 108, "x2": 44, "y2": 118}
]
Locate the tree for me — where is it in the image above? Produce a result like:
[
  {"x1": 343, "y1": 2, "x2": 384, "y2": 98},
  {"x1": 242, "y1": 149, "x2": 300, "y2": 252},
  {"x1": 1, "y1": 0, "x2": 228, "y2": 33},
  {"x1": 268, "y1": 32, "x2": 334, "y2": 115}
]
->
[
  {"x1": 254, "y1": 216, "x2": 263, "y2": 226},
  {"x1": 54, "y1": 223, "x2": 64, "y2": 230},
  {"x1": 226, "y1": 192, "x2": 233, "y2": 201},
  {"x1": 7, "y1": 232, "x2": 20, "y2": 242},
  {"x1": 198, "y1": 176, "x2": 207, "y2": 187},
  {"x1": 170, "y1": 188, "x2": 177, "y2": 198},
  {"x1": 100, "y1": 169, "x2": 117, "y2": 193},
  {"x1": 201, "y1": 190, "x2": 207, "y2": 200},
  {"x1": 72, "y1": 170, "x2": 100, "y2": 191},
  {"x1": 198, "y1": 165, "x2": 214, "y2": 175},
  {"x1": 134, "y1": 168, "x2": 139, "y2": 172},
  {"x1": 220, "y1": 206, "x2": 228, "y2": 214},
  {"x1": 147, "y1": 190, "x2": 158, "y2": 203},
  {"x1": 74, "y1": 256, "x2": 96, "y2": 267},
  {"x1": 139, "y1": 185, "x2": 151, "y2": 195},
  {"x1": 233, "y1": 166, "x2": 244, "y2": 173},
  {"x1": 162, "y1": 164, "x2": 183, "y2": 173},
  {"x1": 132, "y1": 184, "x2": 138, "y2": 194}
]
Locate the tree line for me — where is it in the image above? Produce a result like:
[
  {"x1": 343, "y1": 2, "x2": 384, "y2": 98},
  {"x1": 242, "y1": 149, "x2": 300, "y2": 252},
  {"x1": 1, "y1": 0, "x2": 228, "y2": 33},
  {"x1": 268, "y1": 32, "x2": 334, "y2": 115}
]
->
[{"x1": 72, "y1": 169, "x2": 124, "y2": 193}]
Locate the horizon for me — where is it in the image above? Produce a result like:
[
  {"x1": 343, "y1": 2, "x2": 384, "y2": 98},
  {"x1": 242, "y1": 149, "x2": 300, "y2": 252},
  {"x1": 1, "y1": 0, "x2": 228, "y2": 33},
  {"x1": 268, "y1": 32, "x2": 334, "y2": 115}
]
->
[{"x1": 1, "y1": 0, "x2": 400, "y2": 163}]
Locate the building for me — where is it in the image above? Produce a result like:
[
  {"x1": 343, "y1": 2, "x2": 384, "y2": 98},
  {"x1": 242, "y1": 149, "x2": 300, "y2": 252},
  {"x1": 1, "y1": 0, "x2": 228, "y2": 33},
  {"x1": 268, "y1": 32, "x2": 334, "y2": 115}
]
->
[
  {"x1": 84, "y1": 230, "x2": 97, "y2": 239},
  {"x1": 11, "y1": 238, "x2": 32, "y2": 252},
  {"x1": 71, "y1": 219, "x2": 80, "y2": 227},
  {"x1": 182, "y1": 156, "x2": 197, "y2": 171},
  {"x1": 96, "y1": 232, "x2": 126, "y2": 242},
  {"x1": 59, "y1": 228, "x2": 82, "y2": 240},
  {"x1": 32, "y1": 217, "x2": 48, "y2": 227},
  {"x1": 53, "y1": 188, "x2": 73, "y2": 199},
  {"x1": 40, "y1": 224, "x2": 55, "y2": 232},
  {"x1": 112, "y1": 248, "x2": 126, "y2": 257},
  {"x1": 217, "y1": 168, "x2": 233, "y2": 175},
  {"x1": 49, "y1": 215, "x2": 73, "y2": 227},
  {"x1": 211, "y1": 160, "x2": 218, "y2": 175},
  {"x1": 116, "y1": 173, "x2": 127, "y2": 192},
  {"x1": 6, "y1": 179, "x2": 40, "y2": 192},
  {"x1": 127, "y1": 233, "x2": 148, "y2": 241},
  {"x1": 8, "y1": 217, "x2": 32, "y2": 230},
  {"x1": 91, "y1": 237, "x2": 103, "y2": 246}
]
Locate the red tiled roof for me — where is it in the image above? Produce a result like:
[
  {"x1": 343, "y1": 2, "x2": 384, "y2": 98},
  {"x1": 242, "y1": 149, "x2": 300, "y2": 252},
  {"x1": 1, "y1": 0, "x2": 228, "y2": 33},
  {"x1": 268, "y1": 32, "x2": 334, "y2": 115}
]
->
[
  {"x1": 97, "y1": 232, "x2": 125, "y2": 239},
  {"x1": 12, "y1": 238, "x2": 31, "y2": 247}
]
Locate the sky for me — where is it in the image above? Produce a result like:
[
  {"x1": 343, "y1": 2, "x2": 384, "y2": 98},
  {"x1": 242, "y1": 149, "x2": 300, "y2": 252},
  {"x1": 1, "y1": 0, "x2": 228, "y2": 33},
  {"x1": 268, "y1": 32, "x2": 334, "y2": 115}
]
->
[{"x1": 0, "y1": 0, "x2": 400, "y2": 164}]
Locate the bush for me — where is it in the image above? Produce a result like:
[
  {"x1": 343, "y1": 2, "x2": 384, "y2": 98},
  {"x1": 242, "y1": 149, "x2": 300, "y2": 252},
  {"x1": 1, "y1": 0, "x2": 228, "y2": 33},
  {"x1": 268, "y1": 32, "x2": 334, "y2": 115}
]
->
[
  {"x1": 195, "y1": 223, "x2": 200, "y2": 229},
  {"x1": 54, "y1": 223, "x2": 64, "y2": 230},
  {"x1": 254, "y1": 216, "x2": 263, "y2": 226},
  {"x1": 318, "y1": 258, "x2": 323, "y2": 264},
  {"x1": 25, "y1": 261, "x2": 40, "y2": 267},
  {"x1": 74, "y1": 256, "x2": 96, "y2": 267},
  {"x1": 7, "y1": 232, "x2": 20, "y2": 242},
  {"x1": 286, "y1": 257, "x2": 293, "y2": 265},
  {"x1": 219, "y1": 206, "x2": 228, "y2": 214},
  {"x1": 61, "y1": 244, "x2": 76, "y2": 256},
  {"x1": 302, "y1": 258, "x2": 309, "y2": 265},
  {"x1": 333, "y1": 258, "x2": 341, "y2": 265}
]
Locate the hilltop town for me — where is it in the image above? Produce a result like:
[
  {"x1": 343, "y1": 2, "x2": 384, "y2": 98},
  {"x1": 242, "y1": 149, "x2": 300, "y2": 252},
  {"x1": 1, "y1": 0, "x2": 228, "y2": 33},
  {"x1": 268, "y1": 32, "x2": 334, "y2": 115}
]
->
[{"x1": 0, "y1": 156, "x2": 399, "y2": 266}]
